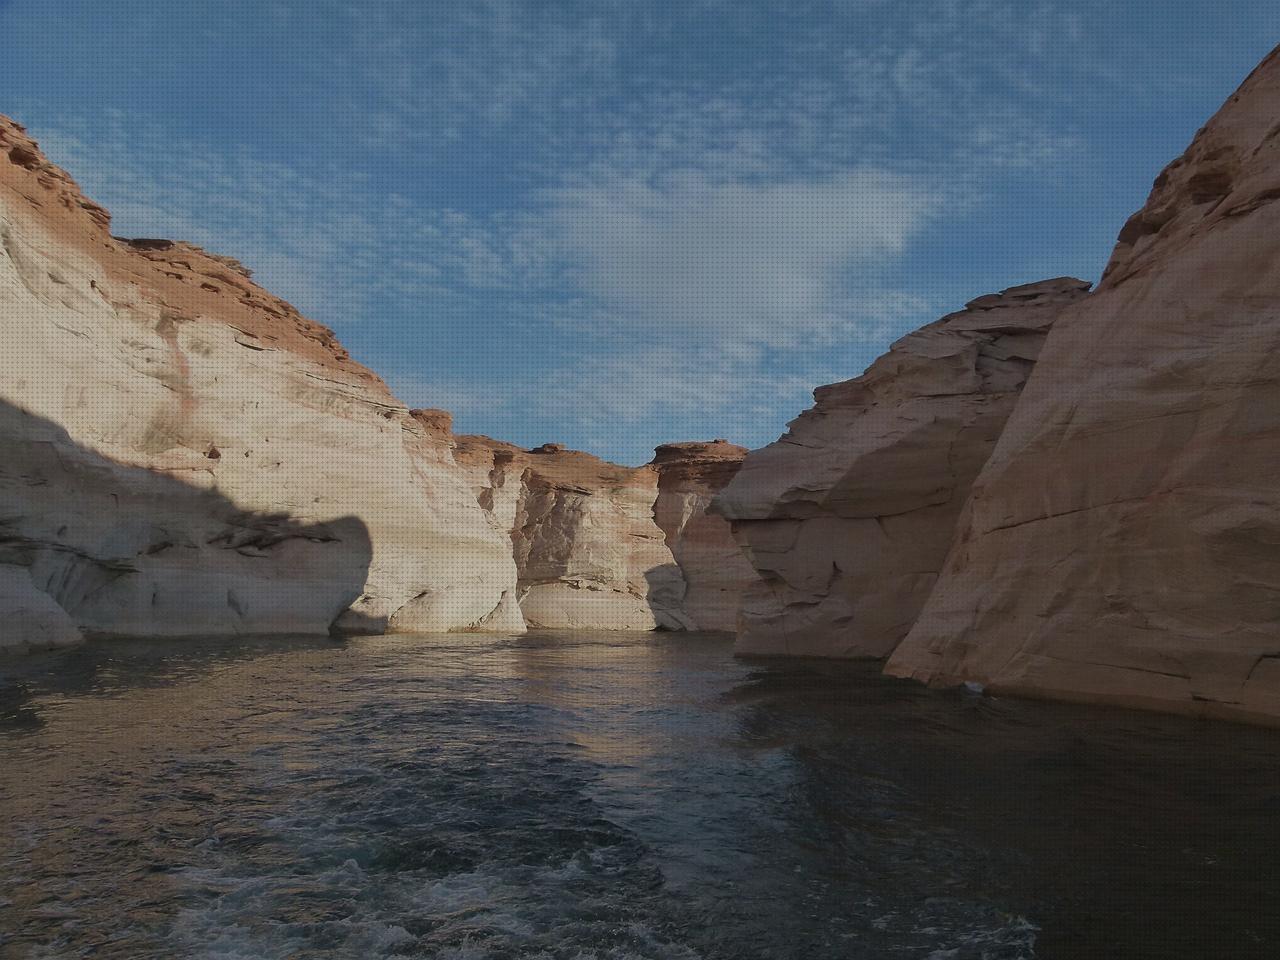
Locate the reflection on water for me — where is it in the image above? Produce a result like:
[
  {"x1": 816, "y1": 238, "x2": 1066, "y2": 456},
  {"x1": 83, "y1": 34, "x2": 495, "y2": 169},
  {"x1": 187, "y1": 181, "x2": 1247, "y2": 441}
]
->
[{"x1": 2, "y1": 631, "x2": 1279, "y2": 959}]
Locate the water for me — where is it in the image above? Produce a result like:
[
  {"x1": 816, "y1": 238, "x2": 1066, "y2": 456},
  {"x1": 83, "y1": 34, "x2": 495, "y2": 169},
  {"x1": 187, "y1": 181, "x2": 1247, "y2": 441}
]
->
[{"x1": 2, "y1": 632, "x2": 1279, "y2": 960}]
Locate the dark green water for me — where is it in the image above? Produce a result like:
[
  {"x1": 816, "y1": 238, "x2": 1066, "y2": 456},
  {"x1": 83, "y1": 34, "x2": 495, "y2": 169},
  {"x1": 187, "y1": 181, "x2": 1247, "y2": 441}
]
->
[{"x1": 2, "y1": 631, "x2": 1278, "y2": 959}]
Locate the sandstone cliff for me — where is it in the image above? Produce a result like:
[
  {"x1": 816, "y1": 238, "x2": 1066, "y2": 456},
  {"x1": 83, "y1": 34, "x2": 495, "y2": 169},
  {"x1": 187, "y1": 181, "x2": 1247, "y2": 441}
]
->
[
  {"x1": 453, "y1": 436, "x2": 692, "y2": 630},
  {"x1": 886, "y1": 46, "x2": 1280, "y2": 723},
  {"x1": 651, "y1": 441, "x2": 755, "y2": 631},
  {"x1": 0, "y1": 115, "x2": 522, "y2": 651},
  {"x1": 713, "y1": 278, "x2": 1090, "y2": 658}
]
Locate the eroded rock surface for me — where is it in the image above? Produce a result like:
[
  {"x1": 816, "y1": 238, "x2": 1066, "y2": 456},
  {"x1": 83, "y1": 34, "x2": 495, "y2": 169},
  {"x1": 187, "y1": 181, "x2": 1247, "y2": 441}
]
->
[
  {"x1": 887, "y1": 47, "x2": 1280, "y2": 723},
  {"x1": 454, "y1": 436, "x2": 691, "y2": 630},
  {"x1": 0, "y1": 115, "x2": 521, "y2": 648},
  {"x1": 714, "y1": 278, "x2": 1090, "y2": 658},
  {"x1": 651, "y1": 441, "x2": 755, "y2": 631}
]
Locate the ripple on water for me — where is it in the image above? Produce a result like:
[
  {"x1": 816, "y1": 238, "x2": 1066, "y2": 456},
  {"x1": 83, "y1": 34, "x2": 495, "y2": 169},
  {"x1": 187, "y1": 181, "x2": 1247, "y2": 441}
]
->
[{"x1": 2, "y1": 632, "x2": 1280, "y2": 959}]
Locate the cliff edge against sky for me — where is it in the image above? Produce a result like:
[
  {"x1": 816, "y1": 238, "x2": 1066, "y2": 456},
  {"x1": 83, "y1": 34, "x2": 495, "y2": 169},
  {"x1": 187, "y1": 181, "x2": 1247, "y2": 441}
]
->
[
  {"x1": 1, "y1": 116, "x2": 512, "y2": 647},
  {"x1": 0, "y1": 119, "x2": 751, "y2": 649},
  {"x1": 6, "y1": 43, "x2": 1280, "y2": 725},
  {"x1": 714, "y1": 278, "x2": 1090, "y2": 658},
  {"x1": 886, "y1": 46, "x2": 1280, "y2": 724},
  {"x1": 718, "y1": 44, "x2": 1280, "y2": 724}
]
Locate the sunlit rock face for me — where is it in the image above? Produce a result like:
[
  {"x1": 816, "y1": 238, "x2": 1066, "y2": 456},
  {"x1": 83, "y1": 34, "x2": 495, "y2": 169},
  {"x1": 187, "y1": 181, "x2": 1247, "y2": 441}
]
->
[
  {"x1": 888, "y1": 47, "x2": 1280, "y2": 723},
  {"x1": 713, "y1": 277, "x2": 1090, "y2": 659},
  {"x1": 650, "y1": 441, "x2": 756, "y2": 632},
  {"x1": 454, "y1": 437, "x2": 692, "y2": 630},
  {"x1": 0, "y1": 114, "x2": 521, "y2": 649}
]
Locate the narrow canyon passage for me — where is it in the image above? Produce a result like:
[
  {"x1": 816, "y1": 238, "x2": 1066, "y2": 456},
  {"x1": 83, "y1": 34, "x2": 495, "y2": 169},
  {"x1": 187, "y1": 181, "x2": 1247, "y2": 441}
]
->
[{"x1": 3, "y1": 632, "x2": 1279, "y2": 959}]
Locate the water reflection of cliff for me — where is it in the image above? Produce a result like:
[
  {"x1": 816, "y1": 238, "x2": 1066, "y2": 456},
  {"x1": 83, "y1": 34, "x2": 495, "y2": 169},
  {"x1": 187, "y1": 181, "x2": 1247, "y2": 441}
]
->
[{"x1": 725, "y1": 659, "x2": 1280, "y2": 958}]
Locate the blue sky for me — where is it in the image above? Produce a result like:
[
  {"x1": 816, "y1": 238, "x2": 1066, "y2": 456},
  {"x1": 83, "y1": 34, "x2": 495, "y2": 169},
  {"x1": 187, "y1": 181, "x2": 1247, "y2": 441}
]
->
[{"x1": 1, "y1": 2, "x2": 1274, "y2": 463}]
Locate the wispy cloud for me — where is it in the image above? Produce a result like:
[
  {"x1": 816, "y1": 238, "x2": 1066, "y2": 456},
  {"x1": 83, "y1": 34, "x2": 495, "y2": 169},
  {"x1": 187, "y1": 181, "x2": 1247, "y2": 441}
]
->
[
  {"x1": 541, "y1": 169, "x2": 945, "y2": 347},
  {"x1": 25, "y1": 112, "x2": 546, "y2": 322},
  {"x1": 529, "y1": 288, "x2": 934, "y2": 435},
  {"x1": 323, "y1": 0, "x2": 619, "y2": 151},
  {"x1": 12, "y1": 0, "x2": 1158, "y2": 461}
]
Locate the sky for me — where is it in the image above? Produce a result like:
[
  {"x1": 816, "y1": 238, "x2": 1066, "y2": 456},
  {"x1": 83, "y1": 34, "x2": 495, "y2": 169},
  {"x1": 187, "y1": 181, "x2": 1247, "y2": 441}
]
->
[{"x1": 1, "y1": 1, "x2": 1274, "y2": 463}]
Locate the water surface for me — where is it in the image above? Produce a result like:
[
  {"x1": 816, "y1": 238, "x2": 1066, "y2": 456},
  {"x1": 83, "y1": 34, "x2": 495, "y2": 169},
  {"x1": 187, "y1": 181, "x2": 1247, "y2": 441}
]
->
[{"x1": 2, "y1": 631, "x2": 1278, "y2": 959}]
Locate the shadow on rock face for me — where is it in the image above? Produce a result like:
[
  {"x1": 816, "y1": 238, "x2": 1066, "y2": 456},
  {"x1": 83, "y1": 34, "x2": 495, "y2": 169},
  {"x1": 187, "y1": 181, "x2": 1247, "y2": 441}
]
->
[
  {"x1": 330, "y1": 603, "x2": 392, "y2": 636},
  {"x1": 0, "y1": 397, "x2": 372, "y2": 649},
  {"x1": 644, "y1": 562, "x2": 694, "y2": 631}
]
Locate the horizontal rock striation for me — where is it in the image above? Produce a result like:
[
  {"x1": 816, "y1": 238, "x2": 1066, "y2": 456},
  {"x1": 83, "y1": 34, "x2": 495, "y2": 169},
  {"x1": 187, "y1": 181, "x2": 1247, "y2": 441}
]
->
[
  {"x1": 713, "y1": 278, "x2": 1090, "y2": 658},
  {"x1": 651, "y1": 441, "x2": 756, "y2": 631},
  {"x1": 0, "y1": 115, "x2": 521, "y2": 651},
  {"x1": 887, "y1": 46, "x2": 1280, "y2": 723},
  {"x1": 454, "y1": 436, "x2": 692, "y2": 630}
]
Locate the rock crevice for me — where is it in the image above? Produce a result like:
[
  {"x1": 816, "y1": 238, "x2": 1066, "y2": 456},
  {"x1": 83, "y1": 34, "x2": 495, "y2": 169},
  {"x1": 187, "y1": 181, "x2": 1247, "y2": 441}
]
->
[
  {"x1": 454, "y1": 435, "x2": 696, "y2": 631},
  {"x1": 650, "y1": 441, "x2": 757, "y2": 632}
]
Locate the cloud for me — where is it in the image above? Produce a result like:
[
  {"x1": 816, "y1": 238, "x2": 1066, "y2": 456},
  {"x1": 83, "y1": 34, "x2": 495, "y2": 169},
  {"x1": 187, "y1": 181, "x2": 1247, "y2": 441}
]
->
[
  {"x1": 22, "y1": 112, "x2": 549, "y2": 324},
  {"x1": 14, "y1": 90, "x2": 960, "y2": 463},
  {"x1": 9, "y1": 0, "x2": 1138, "y2": 461},
  {"x1": 30, "y1": 119, "x2": 361, "y2": 316},
  {"x1": 328, "y1": 0, "x2": 619, "y2": 148},
  {"x1": 541, "y1": 168, "x2": 944, "y2": 347}
]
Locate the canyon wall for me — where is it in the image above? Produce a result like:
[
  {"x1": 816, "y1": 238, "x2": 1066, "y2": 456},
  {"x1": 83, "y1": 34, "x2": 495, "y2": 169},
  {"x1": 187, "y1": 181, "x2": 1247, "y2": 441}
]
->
[
  {"x1": 23, "y1": 40, "x2": 1280, "y2": 721},
  {"x1": 714, "y1": 45, "x2": 1280, "y2": 723},
  {"x1": 0, "y1": 111, "x2": 751, "y2": 649},
  {"x1": 0, "y1": 115, "x2": 522, "y2": 651},
  {"x1": 886, "y1": 47, "x2": 1280, "y2": 723},
  {"x1": 453, "y1": 436, "x2": 695, "y2": 630},
  {"x1": 651, "y1": 441, "x2": 756, "y2": 631},
  {"x1": 713, "y1": 278, "x2": 1089, "y2": 658}
]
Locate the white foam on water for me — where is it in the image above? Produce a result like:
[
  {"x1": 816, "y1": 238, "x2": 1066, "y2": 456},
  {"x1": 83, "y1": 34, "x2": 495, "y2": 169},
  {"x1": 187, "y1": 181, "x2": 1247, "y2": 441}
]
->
[
  {"x1": 920, "y1": 913, "x2": 1039, "y2": 960},
  {"x1": 166, "y1": 830, "x2": 707, "y2": 960}
]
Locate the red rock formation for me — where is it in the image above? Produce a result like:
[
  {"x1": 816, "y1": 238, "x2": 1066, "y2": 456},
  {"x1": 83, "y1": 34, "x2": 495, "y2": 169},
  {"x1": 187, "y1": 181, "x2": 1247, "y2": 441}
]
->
[
  {"x1": 713, "y1": 278, "x2": 1089, "y2": 657},
  {"x1": 0, "y1": 117, "x2": 378, "y2": 382},
  {"x1": 887, "y1": 46, "x2": 1280, "y2": 723},
  {"x1": 0, "y1": 114, "x2": 522, "y2": 648},
  {"x1": 651, "y1": 441, "x2": 757, "y2": 631},
  {"x1": 454, "y1": 436, "x2": 691, "y2": 630}
]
